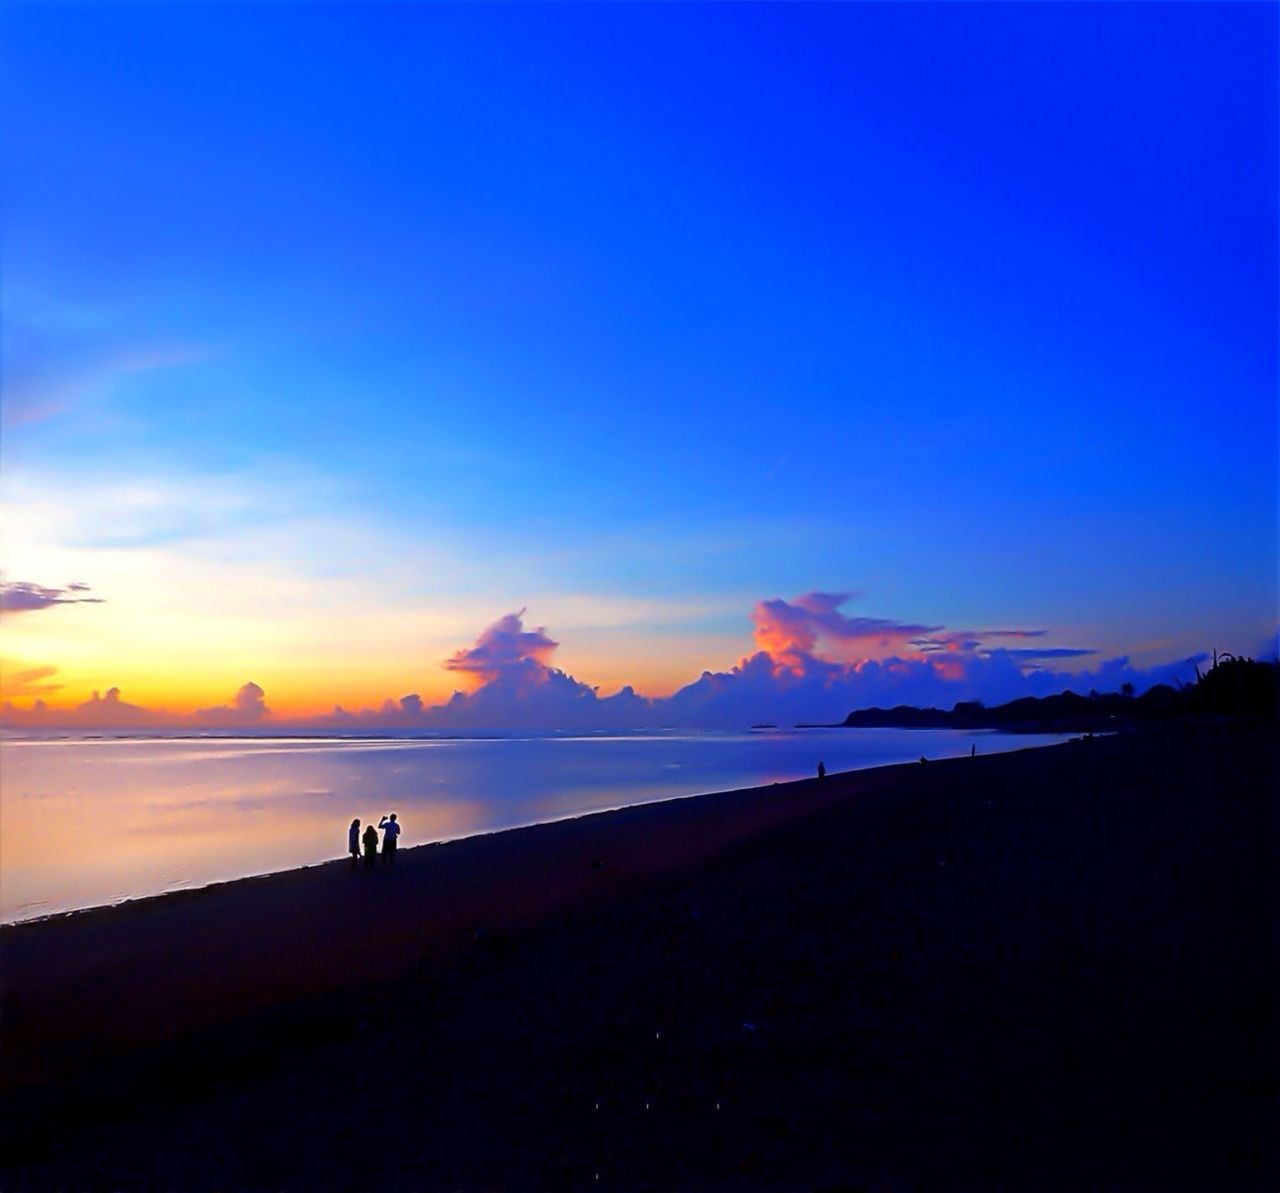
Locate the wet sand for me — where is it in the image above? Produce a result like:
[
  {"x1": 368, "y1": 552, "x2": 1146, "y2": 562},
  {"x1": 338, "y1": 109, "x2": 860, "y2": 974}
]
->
[{"x1": 2, "y1": 727, "x2": 1276, "y2": 1190}]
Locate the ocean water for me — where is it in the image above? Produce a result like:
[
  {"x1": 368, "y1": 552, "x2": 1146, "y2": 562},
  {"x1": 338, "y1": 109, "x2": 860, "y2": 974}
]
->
[{"x1": 0, "y1": 727, "x2": 1069, "y2": 923}]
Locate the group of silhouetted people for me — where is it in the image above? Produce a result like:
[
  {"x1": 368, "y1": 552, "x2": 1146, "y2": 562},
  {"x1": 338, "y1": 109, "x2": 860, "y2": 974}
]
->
[{"x1": 349, "y1": 813, "x2": 401, "y2": 871}]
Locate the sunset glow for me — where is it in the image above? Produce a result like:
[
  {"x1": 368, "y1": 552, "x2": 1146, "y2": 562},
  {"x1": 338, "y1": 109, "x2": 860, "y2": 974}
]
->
[
  {"x1": 2, "y1": 3, "x2": 1275, "y2": 730},
  {"x1": 3, "y1": 9, "x2": 1274, "y2": 1189}
]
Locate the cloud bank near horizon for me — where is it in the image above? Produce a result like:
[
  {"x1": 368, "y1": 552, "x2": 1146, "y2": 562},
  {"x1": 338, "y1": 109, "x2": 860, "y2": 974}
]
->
[
  {"x1": 197, "y1": 682, "x2": 269, "y2": 726},
  {"x1": 1, "y1": 594, "x2": 1220, "y2": 730}
]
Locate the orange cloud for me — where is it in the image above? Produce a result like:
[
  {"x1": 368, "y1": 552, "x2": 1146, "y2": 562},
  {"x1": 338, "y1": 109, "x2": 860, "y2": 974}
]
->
[
  {"x1": 0, "y1": 661, "x2": 65, "y2": 700},
  {"x1": 751, "y1": 592, "x2": 941, "y2": 669}
]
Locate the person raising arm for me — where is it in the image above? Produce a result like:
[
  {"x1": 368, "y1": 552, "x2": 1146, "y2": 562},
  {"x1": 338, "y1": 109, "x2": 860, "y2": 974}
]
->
[{"x1": 378, "y1": 813, "x2": 401, "y2": 867}]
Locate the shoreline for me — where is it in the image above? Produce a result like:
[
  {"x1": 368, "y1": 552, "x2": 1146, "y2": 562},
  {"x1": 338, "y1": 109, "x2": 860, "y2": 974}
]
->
[
  {"x1": 4, "y1": 768, "x2": 838, "y2": 931},
  {"x1": 1, "y1": 725, "x2": 1065, "y2": 928},
  {"x1": 2, "y1": 746, "x2": 935, "y2": 1091},
  {"x1": 3, "y1": 726, "x2": 1275, "y2": 1189}
]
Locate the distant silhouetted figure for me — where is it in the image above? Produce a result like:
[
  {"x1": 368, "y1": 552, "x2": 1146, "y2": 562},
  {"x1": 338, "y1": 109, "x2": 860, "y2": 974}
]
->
[
  {"x1": 379, "y1": 813, "x2": 400, "y2": 867},
  {"x1": 362, "y1": 823, "x2": 379, "y2": 871},
  {"x1": 971, "y1": 743, "x2": 976, "y2": 758},
  {"x1": 349, "y1": 818, "x2": 361, "y2": 869},
  {"x1": 817, "y1": 761, "x2": 826, "y2": 780}
]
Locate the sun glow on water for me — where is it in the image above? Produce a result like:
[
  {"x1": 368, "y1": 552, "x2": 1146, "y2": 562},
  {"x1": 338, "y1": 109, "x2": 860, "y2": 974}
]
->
[{"x1": 0, "y1": 728, "x2": 1070, "y2": 922}]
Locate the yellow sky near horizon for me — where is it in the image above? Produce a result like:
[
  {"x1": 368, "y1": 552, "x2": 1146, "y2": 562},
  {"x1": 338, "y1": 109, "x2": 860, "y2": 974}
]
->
[
  {"x1": 2, "y1": 465, "x2": 1242, "y2": 724},
  {"x1": 1, "y1": 474, "x2": 752, "y2": 714},
  {"x1": 0, "y1": 590, "x2": 749, "y2": 717},
  {"x1": 0, "y1": 617, "x2": 741, "y2": 716}
]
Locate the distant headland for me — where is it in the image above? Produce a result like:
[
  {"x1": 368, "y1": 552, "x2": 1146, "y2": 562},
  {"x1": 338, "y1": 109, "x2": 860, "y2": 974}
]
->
[{"x1": 809, "y1": 653, "x2": 1278, "y2": 734}]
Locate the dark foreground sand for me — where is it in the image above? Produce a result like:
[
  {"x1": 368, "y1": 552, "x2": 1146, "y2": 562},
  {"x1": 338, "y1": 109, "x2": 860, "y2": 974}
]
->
[{"x1": 2, "y1": 728, "x2": 1276, "y2": 1191}]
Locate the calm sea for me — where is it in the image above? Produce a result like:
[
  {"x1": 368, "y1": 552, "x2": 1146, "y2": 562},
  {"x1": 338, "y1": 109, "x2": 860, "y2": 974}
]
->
[{"x1": 0, "y1": 727, "x2": 1068, "y2": 923}]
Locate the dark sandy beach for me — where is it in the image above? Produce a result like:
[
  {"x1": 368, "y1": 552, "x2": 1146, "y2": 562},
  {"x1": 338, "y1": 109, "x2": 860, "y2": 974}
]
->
[{"x1": 2, "y1": 727, "x2": 1276, "y2": 1191}]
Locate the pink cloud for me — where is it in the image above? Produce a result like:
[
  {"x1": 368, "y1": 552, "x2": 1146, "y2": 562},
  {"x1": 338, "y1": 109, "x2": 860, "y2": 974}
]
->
[
  {"x1": 442, "y1": 609, "x2": 560, "y2": 688},
  {"x1": 424, "y1": 610, "x2": 653, "y2": 729},
  {"x1": 656, "y1": 592, "x2": 1171, "y2": 725},
  {"x1": 0, "y1": 596, "x2": 1211, "y2": 732},
  {"x1": 751, "y1": 592, "x2": 941, "y2": 667}
]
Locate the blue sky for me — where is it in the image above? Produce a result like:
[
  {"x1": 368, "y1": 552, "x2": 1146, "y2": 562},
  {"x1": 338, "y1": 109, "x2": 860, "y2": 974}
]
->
[{"x1": 2, "y1": 2, "x2": 1276, "y2": 720}]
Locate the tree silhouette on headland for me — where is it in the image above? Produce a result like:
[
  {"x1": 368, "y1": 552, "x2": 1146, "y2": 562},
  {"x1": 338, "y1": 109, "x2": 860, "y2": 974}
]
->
[{"x1": 834, "y1": 653, "x2": 1278, "y2": 732}]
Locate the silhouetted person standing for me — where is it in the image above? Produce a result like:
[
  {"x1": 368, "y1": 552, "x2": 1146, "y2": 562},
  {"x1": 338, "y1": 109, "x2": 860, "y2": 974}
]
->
[
  {"x1": 379, "y1": 813, "x2": 400, "y2": 867},
  {"x1": 971, "y1": 743, "x2": 976, "y2": 758},
  {"x1": 349, "y1": 818, "x2": 361, "y2": 869},
  {"x1": 362, "y1": 823, "x2": 379, "y2": 871},
  {"x1": 817, "y1": 761, "x2": 826, "y2": 781}
]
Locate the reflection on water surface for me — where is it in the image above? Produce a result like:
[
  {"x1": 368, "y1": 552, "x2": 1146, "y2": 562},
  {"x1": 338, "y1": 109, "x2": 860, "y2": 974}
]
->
[{"x1": 1, "y1": 728, "x2": 1066, "y2": 922}]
